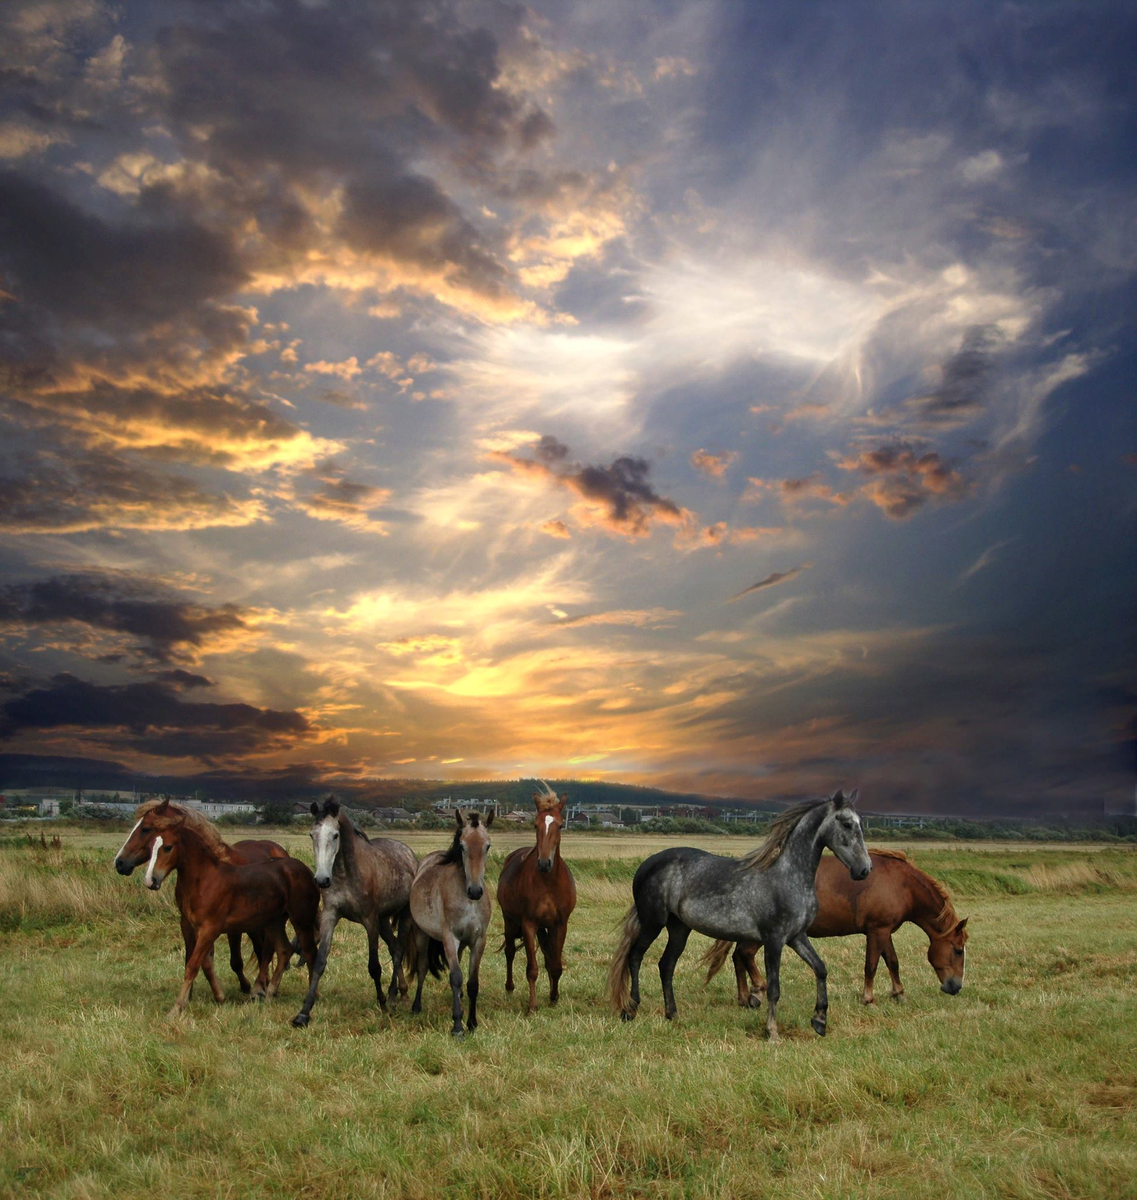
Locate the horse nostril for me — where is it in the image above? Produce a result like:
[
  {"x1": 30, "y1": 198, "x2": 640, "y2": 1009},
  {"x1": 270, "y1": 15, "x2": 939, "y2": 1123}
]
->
[
  {"x1": 316, "y1": 877, "x2": 331, "y2": 888},
  {"x1": 538, "y1": 859, "x2": 552, "y2": 873},
  {"x1": 467, "y1": 885, "x2": 483, "y2": 900}
]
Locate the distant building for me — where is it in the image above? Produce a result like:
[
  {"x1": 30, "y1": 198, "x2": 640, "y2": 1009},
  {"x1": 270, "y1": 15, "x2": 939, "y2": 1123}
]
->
[{"x1": 372, "y1": 807, "x2": 413, "y2": 823}]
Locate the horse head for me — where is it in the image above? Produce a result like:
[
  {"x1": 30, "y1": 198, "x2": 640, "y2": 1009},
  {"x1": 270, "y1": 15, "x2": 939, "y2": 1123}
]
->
[
  {"x1": 820, "y1": 788, "x2": 872, "y2": 881},
  {"x1": 533, "y1": 782, "x2": 567, "y2": 873},
  {"x1": 928, "y1": 917, "x2": 968, "y2": 994},
  {"x1": 114, "y1": 797, "x2": 177, "y2": 877},
  {"x1": 309, "y1": 796, "x2": 343, "y2": 888},
  {"x1": 456, "y1": 809, "x2": 493, "y2": 900}
]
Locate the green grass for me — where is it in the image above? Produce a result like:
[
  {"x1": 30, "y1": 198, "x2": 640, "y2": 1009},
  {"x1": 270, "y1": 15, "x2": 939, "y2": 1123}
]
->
[{"x1": 1, "y1": 830, "x2": 1135, "y2": 1198}]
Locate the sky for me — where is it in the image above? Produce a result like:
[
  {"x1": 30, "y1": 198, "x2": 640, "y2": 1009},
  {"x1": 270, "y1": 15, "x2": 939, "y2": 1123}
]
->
[{"x1": 1, "y1": 0, "x2": 1134, "y2": 816}]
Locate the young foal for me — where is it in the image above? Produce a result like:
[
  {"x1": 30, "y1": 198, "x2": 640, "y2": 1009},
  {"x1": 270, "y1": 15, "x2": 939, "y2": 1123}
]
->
[
  {"x1": 290, "y1": 797, "x2": 418, "y2": 1028},
  {"x1": 115, "y1": 800, "x2": 290, "y2": 995},
  {"x1": 703, "y1": 849, "x2": 969, "y2": 1005},
  {"x1": 608, "y1": 789, "x2": 872, "y2": 1041},
  {"x1": 408, "y1": 810, "x2": 493, "y2": 1038},
  {"x1": 115, "y1": 799, "x2": 318, "y2": 1015},
  {"x1": 497, "y1": 783, "x2": 577, "y2": 1013}
]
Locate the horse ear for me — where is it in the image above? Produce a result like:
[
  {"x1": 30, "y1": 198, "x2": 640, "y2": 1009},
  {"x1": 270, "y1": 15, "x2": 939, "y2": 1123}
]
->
[
  {"x1": 485, "y1": 812, "x2": 494, "y2": 828},
  {"x1": 455, "y1": 809, "x2": 464, "y2": 827},
  {"x1": 154, "y1": 798, "x2": 169, "y2": 815},
  {"x1": 326, "y1": 797, "x2": 340, "y2": 817},
  {"x1": 955, "y1": 917, "x2": 968, "y2": 933},
  {"x1": 847, "y1": 788, "x2": 859, "y2": 808},
  {"x1": 310, "y1": 802, "x2": 320, "y2": 816},
  {"x1": 831, "y1": 788, "x2": 846, "y2": 809}
]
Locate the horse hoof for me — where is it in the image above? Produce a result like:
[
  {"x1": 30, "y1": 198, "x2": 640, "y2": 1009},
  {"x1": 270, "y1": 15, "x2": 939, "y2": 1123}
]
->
[
  {"x1": 811, "y1": 1017, "x2": 827, "y2": 1036},
  {"x1": 505, "y1": 982, "x2": 515, "y2": 992},
  {"x1": 291, "y1": 1013, "x2": 309, "y2": 1028},
  {"x1": 452, "y1": 1029, "x2": 465, "y2": 1040},
  {"x1": 861, "y1": 996, "x2": 875, "y2": 1006},
  {"x1": 746, "y1": 994, "x2": 763, "y2": 1009},
  {"x1": 892, "y1": 993, "x2": 906, "y2": 1003},
  {"x1": 620, "y1": 1008, "x2": 637, "y2": 1022}
]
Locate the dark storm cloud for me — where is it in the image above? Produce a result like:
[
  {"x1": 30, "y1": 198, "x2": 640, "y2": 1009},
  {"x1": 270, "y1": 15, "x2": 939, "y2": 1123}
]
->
[
  {"x1": 338, "y1": 173, "x2": 511, "y2": 298},
  {"x1": 154, "y1": 670, "x2": 214, "y2": 690},
  {"x1": 0, "y1": 170, "x2": 245, "y2": 330},
  {"x1": 0, "y1": 575, "x2": 250, "y2": 664},
  {"x1": 0, "y1": 446, "x2": 264, "y2": 534},
  {"x1": 0, "y1": 674, "x2": 313, "y2": 764}
]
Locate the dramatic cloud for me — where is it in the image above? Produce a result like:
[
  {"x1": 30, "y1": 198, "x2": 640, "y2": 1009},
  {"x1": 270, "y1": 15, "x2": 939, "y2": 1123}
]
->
[
  {"x1": 0, "y1": 576, "x2": 253, "y2": 664},
  {"x1": 0, "y1": 674, "x2": 313, "y2": 764}
]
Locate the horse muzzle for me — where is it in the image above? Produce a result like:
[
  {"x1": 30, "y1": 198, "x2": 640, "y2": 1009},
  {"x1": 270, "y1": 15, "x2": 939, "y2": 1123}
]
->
[
  {"x1": 315, "y1": 874, "x2": 331, "y2": 889},
  {"x1": 537, "y1": 858, "x2": 553, "y2": 873},
  {"x1": 114, "y1": 857, "x2": 135, "y2": 876},
  {"x1": 467, "y1": 884, "x2": 484, "y2": 900},
  {"x1": 941, "y1": 977, "x2": 963, "y2": 995},
  {"x1": 852, "y1": 864, "x2": 871, "y2": 881}
]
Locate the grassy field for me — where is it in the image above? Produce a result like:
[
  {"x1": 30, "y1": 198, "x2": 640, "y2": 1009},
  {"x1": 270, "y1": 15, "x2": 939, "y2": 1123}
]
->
[{"x1": 2, "y1": 825, "x2": 1136, "y2": 1199}]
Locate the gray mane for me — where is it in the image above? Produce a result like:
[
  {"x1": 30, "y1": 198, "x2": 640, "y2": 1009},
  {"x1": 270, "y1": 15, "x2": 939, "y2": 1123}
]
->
[{"x1": 737, "y1": 795, "x2": 832, "y2": 871}]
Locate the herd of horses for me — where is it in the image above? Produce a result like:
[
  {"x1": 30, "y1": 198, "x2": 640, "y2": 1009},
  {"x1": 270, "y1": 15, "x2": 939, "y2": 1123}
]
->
[{"x1": 112, "y1": 786, "x2": 968, "y2": 1039}]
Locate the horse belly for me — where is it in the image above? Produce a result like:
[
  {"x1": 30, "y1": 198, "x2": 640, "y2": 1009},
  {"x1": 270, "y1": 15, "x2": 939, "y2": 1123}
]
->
[{"x1": 675, "y1": 894, "x2": 760, "y2": 943}]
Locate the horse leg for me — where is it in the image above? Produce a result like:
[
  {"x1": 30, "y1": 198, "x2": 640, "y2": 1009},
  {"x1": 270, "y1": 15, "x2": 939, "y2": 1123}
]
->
[
  {"x1": 441, "y1": 932, "x2": 466, "y2": 1038},
  {"x1": 229, "y1": 932, "x2": 255, "y2": 995},
  {"x1": 522, "y1": 919, "x2": 541, "y2": 1014},
  {"x1": 365, "y1": 917, "x2": 388, "y2": 1012},
  {"x1": 881, "y1": 930, "x2": 905, "y2": 1001},
  {"x1": 263, "y1": 922, "x2": 292, "y2": 999},
  {"x1": 180, "y1": 917, "x2": 197, "y2": 1003},
  {"x1": 862, "y1": 929, "x2": 884, "y2": 1004},
  {"x1": 626, "y1": 918, "x2": 664, "y2": 1020},
  {"x1": 658, "y1": 916, "x2": 692, "y2": 1020},
  {"x1": 502, "y1": 914, "x2": 520, "y2": 993},
  {"x1": 789, "y1": 933, "x2": 829, "y2": 1037},
  {"x1": 200, "y1": 944, "x2": 226, "y2": 1004},
  {"x1": 290, "y1": 907, "x2": 339, "y2": 1028},
  {"x1": 763, "y1": 940, "x2": 785, "y2": 1041},
  {"x1": 734, "y1": 941, "x2": 765, "y2": 1008},
  {"x1": 388, "y1": 907, "x2": 412, "y2": 1003},
  {"x1": 410, "y1": 926, "x2": 430, "y2": 1016},
  {"x1": 466, "y1": 929, "x2": 487, "y2": 1034},
  {"x1": 544, "y1": 920, "x2": 568, "y2": 1006},
  {"x1": 170, "y1": 927, "x2": 220, "y2": 1016}
]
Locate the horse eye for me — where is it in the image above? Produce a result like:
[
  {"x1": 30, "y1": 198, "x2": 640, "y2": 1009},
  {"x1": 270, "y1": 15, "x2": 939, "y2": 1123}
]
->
[{"x1": 162, "y1": 845, "x2": 172, "y2": 852}]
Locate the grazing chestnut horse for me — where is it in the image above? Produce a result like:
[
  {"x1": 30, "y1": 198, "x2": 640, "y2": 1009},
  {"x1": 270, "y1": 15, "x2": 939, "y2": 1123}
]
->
[
  {"x1": 497, "y1": 783, "x2": 576, "y2": 1013},
  {"x1": 702, "y1": 849, "x2": 968, "y2": 1006},
  {"x1": 115, "y1": 801, "x2": 290, "y2": 995},
  {"x1": 408, "y1": 810, "x2": 493, "y2": 1038},
  {"x1": 290, "y1": 796, "x2": 418, "y2": 1028},
  {"x1": 113, "y1": 799, "x2": 319, "y2": 1015}
]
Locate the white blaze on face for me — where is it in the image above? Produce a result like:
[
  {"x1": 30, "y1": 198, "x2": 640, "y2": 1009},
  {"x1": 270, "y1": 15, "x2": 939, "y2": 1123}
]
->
[
  {"x1": 313, "y1": 820, "x2": 337, "y2": 878},
  {"x1": 144, "y1": 836, "x2": 164, "y2": 887},
  {"x1": 543, "y1": 814, "x2": 555, "y2": 833},
  {"x1": 116, "y1": 819, "x2": 142, "y2": 863}
]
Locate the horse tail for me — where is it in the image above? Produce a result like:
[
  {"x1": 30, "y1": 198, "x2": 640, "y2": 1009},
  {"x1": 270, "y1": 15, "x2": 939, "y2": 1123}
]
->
[
  {"x1": 607, "y1": 904, "x2": 641, "y2": 1016},
  {"x1": 425, "y1": 938, "x2": 446, "y2": 980},
  {"x1": 701, "y1": 938, "x2": 734, "y2": 985}
]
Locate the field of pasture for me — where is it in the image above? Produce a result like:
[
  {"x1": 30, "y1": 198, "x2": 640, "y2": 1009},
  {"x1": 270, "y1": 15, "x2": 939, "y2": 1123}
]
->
[{"x1": 2, "y1": 824, "x2": 1136, "y2": 1199}]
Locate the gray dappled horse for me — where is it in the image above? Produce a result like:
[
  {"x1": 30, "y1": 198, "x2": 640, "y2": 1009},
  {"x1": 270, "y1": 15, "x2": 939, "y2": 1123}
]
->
[
  {"x1": 608, "y1": 789, "x2": 871, "y2": 1041},
  {"x1": 290, "y1": 797, "x2": 417, "y2": 1028}
]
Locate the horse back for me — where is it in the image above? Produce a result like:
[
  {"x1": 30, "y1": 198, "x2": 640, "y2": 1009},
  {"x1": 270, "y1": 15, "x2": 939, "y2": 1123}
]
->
[
  {"x1": 230, "y1": 839, "x2": 289, "y2": 863},
  {"x1": 810, "y1": 851, "x2": 913, "y2": 935}
]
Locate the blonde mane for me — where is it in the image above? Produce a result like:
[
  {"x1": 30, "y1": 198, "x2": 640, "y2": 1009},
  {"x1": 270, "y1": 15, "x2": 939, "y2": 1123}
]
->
[
  {"x1": 133, "y1": 799, "x2": 241, "y2": 862},
  {"x1": 737, "y1": 796, "x2": 831, "y2": 871}
]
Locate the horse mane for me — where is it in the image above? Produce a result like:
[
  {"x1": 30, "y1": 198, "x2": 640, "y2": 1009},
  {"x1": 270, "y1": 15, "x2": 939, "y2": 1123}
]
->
[
  {"x1": 868, "y1": 847, "x2": 959, "y2": 933},
  {"x1": 737, "y1": 796, "x2": 832, "y2": 871},
  {"x1": 133, "y1": 799, "x2": 240, "y2": 862},
  {"x1": 535, "y1": 781, "x2": 561, "y2": 813}
]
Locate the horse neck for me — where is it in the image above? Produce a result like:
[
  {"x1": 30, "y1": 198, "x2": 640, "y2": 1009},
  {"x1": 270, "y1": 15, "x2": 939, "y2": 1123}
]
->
[
  {"x1": 903, "y1": 863, "x2": 957, "y2": 935},
  {"x1": 171, "y1": 826, "x2": 222, "y2": 882},
  {"x1": 773, "y1": 804, "x2": 831, "y2": 880},
  {"x1": 334, "y1": 814, "x2": 362, "y2": 880}
]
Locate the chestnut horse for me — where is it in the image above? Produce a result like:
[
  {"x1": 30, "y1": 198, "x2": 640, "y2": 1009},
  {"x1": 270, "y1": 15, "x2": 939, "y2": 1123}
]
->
[
  {"x1": 114, "y1": 799, "x2": 319, "y2": 1015},
  {"x1": 497, "y1": 783, "x2": 576, "y2": 1013},
  {"x1": 702, "y1": 849, "x2": 968, "y2": 1006},
  {"x1": 115, "y1": 800, "x2": 291, "y2": 995},
  {"x1": 408, "y1": 810, "x2": 493, "y2": 1037}
]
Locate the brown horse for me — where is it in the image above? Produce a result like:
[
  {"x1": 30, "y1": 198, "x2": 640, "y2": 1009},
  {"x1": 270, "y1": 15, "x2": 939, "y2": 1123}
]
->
[
  {"x1": 113, "y1": 799, "x2": 319, "y2": 1015},
  {"x1": 115, "y1": 802, "x2": 289, "y2": 995},
  {"x1": 408, "y1": 810, "x2": 493, "y2": 1037},
  {"x1": 702, "y1": 849, "x2": 968, "y2": 1006},
  {"x1": 497, "y1": 783, "x2": 577, "y2": 1013}
]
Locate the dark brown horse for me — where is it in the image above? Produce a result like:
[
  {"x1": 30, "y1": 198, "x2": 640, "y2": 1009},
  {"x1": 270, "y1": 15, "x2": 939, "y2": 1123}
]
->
[
  {"x1": 115, "y1": 802, "x2": 289, "y2": 995},
  {"x1": 496, "y1": 783, "x2": 577, "y2": 1013},
  {"x1": 113, "y1": 799, "x2": 319, "y2": 1016},
  {"x1": 703, "y1": 849, "x2": 968, "y2": 1006}
]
